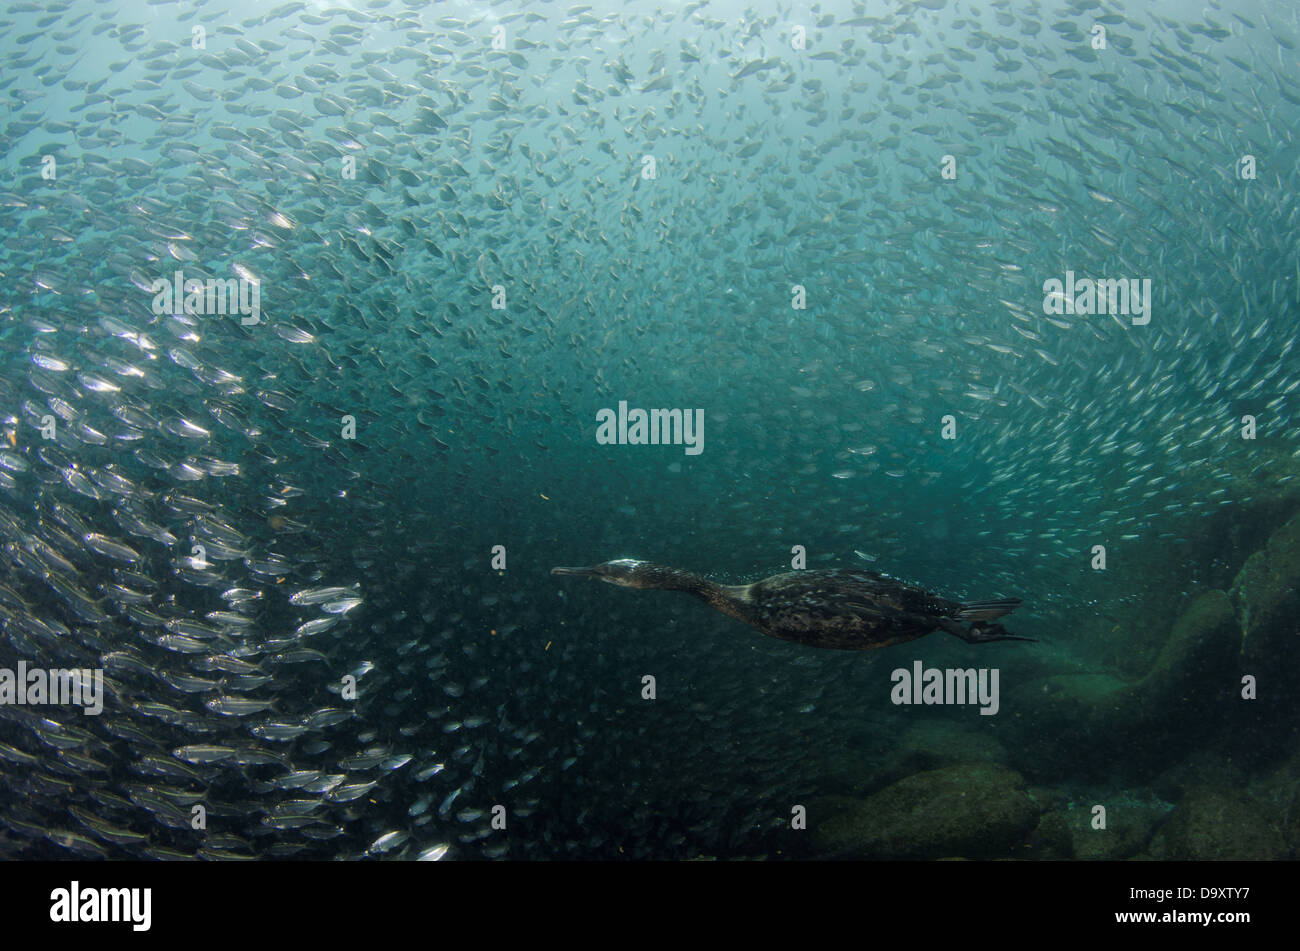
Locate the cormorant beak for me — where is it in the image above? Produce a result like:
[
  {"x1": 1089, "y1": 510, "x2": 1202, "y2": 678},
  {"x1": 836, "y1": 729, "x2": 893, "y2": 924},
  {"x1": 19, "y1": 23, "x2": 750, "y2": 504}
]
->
[{"x1": 551, "y1": 566, "x2": 598, "y2": 578}]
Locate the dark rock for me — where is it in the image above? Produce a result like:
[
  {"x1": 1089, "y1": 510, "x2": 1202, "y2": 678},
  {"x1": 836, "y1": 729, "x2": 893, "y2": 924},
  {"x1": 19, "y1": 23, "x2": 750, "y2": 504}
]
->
[
  {"x1": 1243, "y1": 750, "x2": 1300, "y2": 859},
  {"x1": 1149, "y1": 786, "x2": 1283, "y2": 860},
  {"x1": 1005, "y1": 591, "x2": 1237, "y2": 782},
  {"x1": 1026, "y1": 809, "x2": 1073, "y2": 859},
  {"x1": 1151, "y1": 749, "x2": 1248, "y2": 802},
  {"x1": 1066, "y1": 801, "x2": 1172, "y2": 860},
  {"x1": 1227, "y1": 512, "x2": 1300, "y2": 755},
  {"x1": 810, "y1": 763, "x2": 1040, "y2": 859},
  {"x1": 876, "y1": 718, "x2": 1008, "y2": 786}
]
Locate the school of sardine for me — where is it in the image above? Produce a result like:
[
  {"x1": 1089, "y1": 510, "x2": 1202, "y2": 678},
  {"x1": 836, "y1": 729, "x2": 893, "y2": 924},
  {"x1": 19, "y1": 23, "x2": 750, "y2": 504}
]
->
[{"x1": 0, "y1": 0, "x2": 1297, "y2": 859}]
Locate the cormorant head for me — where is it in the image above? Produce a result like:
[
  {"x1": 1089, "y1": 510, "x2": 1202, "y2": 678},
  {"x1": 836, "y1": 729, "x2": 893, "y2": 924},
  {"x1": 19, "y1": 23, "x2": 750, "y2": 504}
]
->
[{"x1": 550, "y1": 559, "x2": 654, "y2": 588}]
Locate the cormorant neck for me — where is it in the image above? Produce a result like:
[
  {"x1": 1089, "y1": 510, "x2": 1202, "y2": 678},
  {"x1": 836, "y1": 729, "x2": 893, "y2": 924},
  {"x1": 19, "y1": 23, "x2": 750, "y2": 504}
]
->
[
  {"x1": 640, "y1": 565, "x2": 755, "y2": 620},
  {"x1": 637, "y1": 564, "x2": 718, "y2": 595}
]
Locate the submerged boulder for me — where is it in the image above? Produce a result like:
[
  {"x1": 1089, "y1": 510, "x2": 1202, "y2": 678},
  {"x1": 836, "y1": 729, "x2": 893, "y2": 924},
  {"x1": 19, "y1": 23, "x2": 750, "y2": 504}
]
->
[
  {"x1": 1149, "y1": 786, "x2": 1283, "y2": 860},
  {"x1": 1230, "y1": 510, "x2": 1300, "y2": 677},
  {"x1": 1005, "y1": 590, "x2": 1237, "y2": 781},
  {"x1": 810, "y1": 763, "x2": 1040, "y2": 859},
  {"x1": 876, "y1": 718, "x2": 1008, "y2": 786},
  {"x1": 1064, "y1": 800, "x2": 1172, "y2": 860}
]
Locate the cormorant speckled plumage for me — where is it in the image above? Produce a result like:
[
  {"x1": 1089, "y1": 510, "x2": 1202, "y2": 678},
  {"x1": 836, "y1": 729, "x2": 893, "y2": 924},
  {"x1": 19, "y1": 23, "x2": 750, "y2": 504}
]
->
[{"x1": 551, "y1": 559, "x2": 1031, "y2": 650}]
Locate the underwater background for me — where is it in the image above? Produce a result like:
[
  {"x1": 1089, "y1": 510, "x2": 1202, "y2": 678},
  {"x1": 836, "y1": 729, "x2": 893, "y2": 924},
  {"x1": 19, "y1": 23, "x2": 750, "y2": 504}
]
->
[{"x1": 0, "y1": 0, "x2": 1298, "y2": 859}]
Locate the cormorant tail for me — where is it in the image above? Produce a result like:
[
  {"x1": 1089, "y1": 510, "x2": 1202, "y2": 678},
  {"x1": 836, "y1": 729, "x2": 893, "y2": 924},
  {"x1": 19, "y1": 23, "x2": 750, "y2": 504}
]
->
[
  {"x1": 959, "y1": 621, "x2": 1036, "y2": 644},
  {"x1": 936, "y1": 615, "x2": 1036, "y2": 644},
  {"x1": 956, "y1": 598, "x2": 1021, "y2": 622}
]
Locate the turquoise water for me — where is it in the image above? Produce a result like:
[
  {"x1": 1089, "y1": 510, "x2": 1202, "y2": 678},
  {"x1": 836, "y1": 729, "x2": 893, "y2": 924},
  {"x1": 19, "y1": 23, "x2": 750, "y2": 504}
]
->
[{"x1": 0, "y1": 0, "x2": 1297, "y2": 859}]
